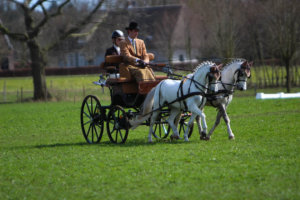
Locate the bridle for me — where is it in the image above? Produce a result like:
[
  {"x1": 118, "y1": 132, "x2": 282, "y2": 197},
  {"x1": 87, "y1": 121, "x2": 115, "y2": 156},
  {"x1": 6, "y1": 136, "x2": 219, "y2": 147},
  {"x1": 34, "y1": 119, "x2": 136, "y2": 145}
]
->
[
  {"x1": 175, "y1": 66, "x2": 221, "y2": 111},
  {"x1": 218, "y1": 63, "x2": 251, "y2": 93},
  {"x1": 184, "y1": 66, "x2": 221, "y2": 94}
]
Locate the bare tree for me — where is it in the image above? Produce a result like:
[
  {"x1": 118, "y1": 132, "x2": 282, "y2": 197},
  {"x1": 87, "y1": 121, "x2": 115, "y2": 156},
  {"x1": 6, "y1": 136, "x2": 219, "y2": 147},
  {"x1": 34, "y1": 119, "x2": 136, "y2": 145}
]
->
[
  {"x1": 265, "y1": 0, "x2": 300, "y2": 92},
  {"x1": 0, "y1": 0, "x2": 106, "y2": 100}
]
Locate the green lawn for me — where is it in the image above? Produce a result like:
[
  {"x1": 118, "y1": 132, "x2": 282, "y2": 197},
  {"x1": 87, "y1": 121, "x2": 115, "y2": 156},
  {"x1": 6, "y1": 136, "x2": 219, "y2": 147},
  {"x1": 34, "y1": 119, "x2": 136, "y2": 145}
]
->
[
  {"x1": 0, "y1": 96, "x2": 299, "y2": 200},
  {"x1": 1, "y1": 69, "x2": 299, "y2": 103}
]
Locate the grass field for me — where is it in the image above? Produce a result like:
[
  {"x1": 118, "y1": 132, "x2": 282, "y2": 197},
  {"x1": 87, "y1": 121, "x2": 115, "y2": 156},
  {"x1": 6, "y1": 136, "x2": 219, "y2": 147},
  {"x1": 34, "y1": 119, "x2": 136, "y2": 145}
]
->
[
  {"x1": 1, "y1": 95, "x2": 300, "y2": 199},
  {"x1": 0, "y1": 72, "x2": 299, "y2": 103}
]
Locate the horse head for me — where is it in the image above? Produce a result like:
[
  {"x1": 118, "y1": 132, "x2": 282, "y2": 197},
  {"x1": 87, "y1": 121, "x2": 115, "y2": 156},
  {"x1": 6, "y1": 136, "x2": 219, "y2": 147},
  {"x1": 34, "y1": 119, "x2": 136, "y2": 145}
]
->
[
  {"x1": 236, "y1": 61, "x2": 253, "y2": 91},
  {"x1": 208, "y1": 64, "x2": 222, "y2": 93}
]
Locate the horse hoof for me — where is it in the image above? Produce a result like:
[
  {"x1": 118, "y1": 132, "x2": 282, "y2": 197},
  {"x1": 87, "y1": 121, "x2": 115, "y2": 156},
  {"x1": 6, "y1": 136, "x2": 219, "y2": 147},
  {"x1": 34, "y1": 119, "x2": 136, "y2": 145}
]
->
[
  {"x1": 200, "y1": 136, "x2": 210, "y2": 141},
  {"x1": 170, "y1": 135, "x2": 180, "y2": 140},
  {"x1": 229, "y1": 136, "x2": 235, "y2": 140}
]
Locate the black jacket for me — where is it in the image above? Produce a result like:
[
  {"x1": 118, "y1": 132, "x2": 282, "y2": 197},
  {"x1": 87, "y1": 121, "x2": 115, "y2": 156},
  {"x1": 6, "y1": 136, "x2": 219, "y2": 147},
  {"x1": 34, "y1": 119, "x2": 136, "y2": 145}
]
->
[
  {"x1": 105, "y1": 46, "x2": 119, "y2": 56},
  {"x1": 104, "y1": 46, "x2": 119, "y2": 72}
]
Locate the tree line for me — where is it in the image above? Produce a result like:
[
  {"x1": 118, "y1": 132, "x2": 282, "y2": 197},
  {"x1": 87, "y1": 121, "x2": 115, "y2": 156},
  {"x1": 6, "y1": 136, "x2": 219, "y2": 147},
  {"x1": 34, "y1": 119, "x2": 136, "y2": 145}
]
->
[{"x1": 0, "y1": 0, "x2": 299, "y2": 101}]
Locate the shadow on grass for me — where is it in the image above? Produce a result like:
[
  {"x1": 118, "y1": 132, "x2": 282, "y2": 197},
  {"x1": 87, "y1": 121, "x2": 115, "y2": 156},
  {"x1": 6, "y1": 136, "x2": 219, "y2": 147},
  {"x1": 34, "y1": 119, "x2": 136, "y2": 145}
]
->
[
  {"x1": 33, "y1": 142, "x2": 89, "y2": 149},
  {"x1": 99, "y1": 137, "x2": 200, "y2": 148},
  {"x1": 7, "y1": 138, "x2": 201, "y2": 150}
]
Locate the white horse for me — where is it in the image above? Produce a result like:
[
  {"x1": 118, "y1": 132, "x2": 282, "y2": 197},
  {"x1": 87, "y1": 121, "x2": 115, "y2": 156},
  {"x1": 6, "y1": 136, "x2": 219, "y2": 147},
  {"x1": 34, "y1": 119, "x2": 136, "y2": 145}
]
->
[
  {"x1": 130, "y1": 61, "x2": 222, "y2": 143},
  {"x1": 197, "y1": 59, "x2": 252, "y2": 140}
]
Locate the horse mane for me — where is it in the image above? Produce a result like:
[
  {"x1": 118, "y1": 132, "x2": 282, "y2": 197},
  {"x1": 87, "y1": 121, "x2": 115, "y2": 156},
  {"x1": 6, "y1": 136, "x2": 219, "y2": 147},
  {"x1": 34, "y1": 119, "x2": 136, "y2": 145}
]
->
[
  {"x1": 222, "y1": 58, "x2": 246, "y2": 71},
  {"x1": 193, "y1": 61, "x2": 215, "y2": 73}
]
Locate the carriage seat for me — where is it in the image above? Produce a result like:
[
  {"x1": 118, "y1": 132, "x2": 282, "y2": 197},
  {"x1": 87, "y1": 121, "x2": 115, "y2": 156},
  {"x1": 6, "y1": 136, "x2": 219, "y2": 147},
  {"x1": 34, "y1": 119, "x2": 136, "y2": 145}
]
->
[
  {"x1": 101, "y1": 55, "x2": 124, "y2": 74},
  {"x1": 104, "y1": 53, "x2": 167, "y2": 94}
]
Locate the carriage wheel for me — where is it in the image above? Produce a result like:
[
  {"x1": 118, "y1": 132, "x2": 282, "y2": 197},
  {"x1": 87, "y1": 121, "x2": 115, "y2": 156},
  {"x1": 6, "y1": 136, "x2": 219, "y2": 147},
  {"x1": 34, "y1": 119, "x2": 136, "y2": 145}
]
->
[
  {"x1": 106, "y1": 105, "x2": 129, "y2": 144},
  {"x1": 80, "y1": 95, "x2": 104, "y2": 144},
  {"x1": 152, "y1": 112, "x2": 171, "y2": 139},
  {"x1": 178, "y1": 112, "x2": 194, "y2": 138}
]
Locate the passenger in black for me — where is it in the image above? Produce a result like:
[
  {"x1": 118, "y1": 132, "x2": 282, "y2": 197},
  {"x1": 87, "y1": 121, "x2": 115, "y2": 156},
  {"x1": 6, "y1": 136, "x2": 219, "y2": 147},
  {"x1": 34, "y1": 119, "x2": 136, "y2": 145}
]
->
[{"x1": 104, "y1": 30, "x2": 125, "y2": 73}]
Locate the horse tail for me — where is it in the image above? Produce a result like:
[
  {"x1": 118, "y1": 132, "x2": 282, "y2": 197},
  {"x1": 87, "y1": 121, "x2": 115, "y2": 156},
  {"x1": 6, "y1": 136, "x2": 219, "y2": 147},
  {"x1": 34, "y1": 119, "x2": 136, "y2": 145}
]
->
[{"x1": 129, "y1": 87, "x2": 156, "y2": 129}]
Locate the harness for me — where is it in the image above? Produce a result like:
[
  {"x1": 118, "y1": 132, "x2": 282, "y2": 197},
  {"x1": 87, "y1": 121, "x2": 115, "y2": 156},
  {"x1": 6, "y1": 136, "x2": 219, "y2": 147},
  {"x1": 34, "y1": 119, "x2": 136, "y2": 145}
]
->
[
  {"x1": 146, "y1": 73, "x2": 214, "y2": 117},
  {"x1": 144, "y1": 64, "x2": 250, "y2": 116},
  {"x1": 175, "y1": 73, "x2": 216, "y2": 111}
]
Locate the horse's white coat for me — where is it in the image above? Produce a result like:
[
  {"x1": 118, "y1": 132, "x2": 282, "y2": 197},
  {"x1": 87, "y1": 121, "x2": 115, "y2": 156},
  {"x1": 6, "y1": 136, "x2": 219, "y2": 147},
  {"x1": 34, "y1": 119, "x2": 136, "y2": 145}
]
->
[
  {"x1": 197, "y1": 59, "x2": 251, "y2": 140},
  {"x1": 130, "y1": 62, "x2": 220, "y2": 142}
]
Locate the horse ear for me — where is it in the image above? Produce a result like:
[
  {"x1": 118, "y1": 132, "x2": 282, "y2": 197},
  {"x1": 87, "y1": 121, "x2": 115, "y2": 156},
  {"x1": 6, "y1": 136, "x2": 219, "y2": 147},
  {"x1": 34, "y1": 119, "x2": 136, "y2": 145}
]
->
[
  {"x1": 248, "y1": 61, "x2": 253, "y2": 67},
  {"x1": 217, "y1": 64, "x2": 223, "y2": 70},
  {"x1": 242, "y1": 60, "x2": 247, "y2": 67}
]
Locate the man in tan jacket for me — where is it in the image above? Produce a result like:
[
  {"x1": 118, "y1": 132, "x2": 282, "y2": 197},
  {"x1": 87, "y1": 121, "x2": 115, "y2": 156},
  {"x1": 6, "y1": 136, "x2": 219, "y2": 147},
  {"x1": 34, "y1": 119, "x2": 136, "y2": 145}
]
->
[{"x1": 119, "y1": 22, "x2": 155, "y2": 82}]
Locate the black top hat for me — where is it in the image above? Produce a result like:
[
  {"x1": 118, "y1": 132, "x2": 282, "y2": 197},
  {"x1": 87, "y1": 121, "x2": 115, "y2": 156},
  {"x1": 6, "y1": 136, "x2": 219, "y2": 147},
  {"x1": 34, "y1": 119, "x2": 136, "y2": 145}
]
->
[{"x1": 126, "y1": 22, "x2": 140, "y2": 31}]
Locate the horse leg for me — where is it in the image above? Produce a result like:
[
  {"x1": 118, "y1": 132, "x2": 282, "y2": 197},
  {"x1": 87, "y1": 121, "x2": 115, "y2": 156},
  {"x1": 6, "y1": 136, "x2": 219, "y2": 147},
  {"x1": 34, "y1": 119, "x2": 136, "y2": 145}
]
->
[
  {"x1": 206, "y1": 108, "x2": 222, "y2": 140},
  {"x1": 187, "y1": 102, "x2": 208, "y2": 140},
  {"x1": 167, "y1": 109, "x2": 181, "y2": 140},
  {"x1": 174, "y1": 113, "x2": 181, "y2": 129},
  {"x1": 197, "y1": 114, "x2": 207, "y2": 140},
  {"x1": 148, "y1": 111, "x2": 159, "y2": 143},
  {"x1": 220, "y1": 105, "x2": 235, "y2": 140},
  {"x1": 196, "y1": 115, "x2": 202, "y2": 133},
  {"x1": 183, "y1": 114, "x2": 196, "y2": 141}
]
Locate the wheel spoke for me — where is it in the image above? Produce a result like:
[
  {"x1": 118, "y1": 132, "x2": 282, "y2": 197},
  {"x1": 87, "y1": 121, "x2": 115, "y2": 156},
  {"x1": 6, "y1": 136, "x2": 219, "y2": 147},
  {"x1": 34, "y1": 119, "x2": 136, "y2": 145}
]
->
[
  {"x1": 115, "y1": 129, "x2": 118, "y2": 142},
  {"x1": 158, "y1": 123, "x2": 162, "y2": 138},
  {"x1": 83, "y1": 111, "x2": 91, "y2": 119},
  {"x1": 93, "y1": 105, "x2": 99, "y2": 116},
  {"x1": 85, "y1": 101, "x2": 92, "y2": 115},
  {"x1": 153, "y1": 124, "x2": 157, "y2": 133},
  {"x1": 95, "y1": 123, "x2": 103, "y2": 129},
  {"x1": 93, "y1": 125, "x2": 99, "y2": 139},
  {"x1": 110, "y1": 123, "x2": 116, "y2": 134},
  {"x1": 90, "y1": 98, "x2": 94, "y2": 115},
  {"x1": 119, "y1": 130, "x2": 124, "y2": 141},
  {"x1": 84, "y1": 119, "x2": 92, "y2": 126},
  {"x1": 86, "y1": 123, "x2": 92, "y2": 138},
  {"x1": 92, "y1": 124, "x2": 94, "y2": 142}
]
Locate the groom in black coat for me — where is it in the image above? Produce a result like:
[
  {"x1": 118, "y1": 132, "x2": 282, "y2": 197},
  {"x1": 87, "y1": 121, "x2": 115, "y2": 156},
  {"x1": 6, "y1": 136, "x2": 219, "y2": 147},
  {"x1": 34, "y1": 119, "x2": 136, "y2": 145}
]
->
[{"x1": 104, "y1": 30, "x2": 125, "y2": 72}]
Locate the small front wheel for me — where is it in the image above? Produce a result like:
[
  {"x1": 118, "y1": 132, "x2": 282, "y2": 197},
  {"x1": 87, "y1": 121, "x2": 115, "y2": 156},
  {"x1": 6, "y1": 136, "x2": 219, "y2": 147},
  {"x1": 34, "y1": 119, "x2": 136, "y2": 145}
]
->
[
  {"x1": 80, "y1": 95, "x2": 104, "y2": 144},
  {"x1": 152, "y1": 111, "x2": 170, "y2": 139},
  {"x1": 106, "y1": 105, "x2": 129, "y2": 144}
]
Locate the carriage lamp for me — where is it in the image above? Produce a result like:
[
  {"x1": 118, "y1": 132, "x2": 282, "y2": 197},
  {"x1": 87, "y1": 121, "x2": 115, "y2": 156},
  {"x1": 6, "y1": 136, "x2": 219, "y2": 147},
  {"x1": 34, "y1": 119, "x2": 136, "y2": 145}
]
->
[
  {"x1": 162, "y1": 65, "x2": 173, "y2": 76},
  {"x1": 99, "y1": 74, "x2": 106, "y2": 84},
  {"x1": 99, "y1": 74, "x2": 106, "y2": 93}
]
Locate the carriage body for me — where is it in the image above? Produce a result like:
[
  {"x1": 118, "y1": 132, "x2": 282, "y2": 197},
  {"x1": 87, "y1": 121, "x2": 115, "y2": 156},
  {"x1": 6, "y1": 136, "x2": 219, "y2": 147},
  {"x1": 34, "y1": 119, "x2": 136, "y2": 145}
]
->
[{"x1": 80, "y1": 55, "x2": 193, "y2": 144}]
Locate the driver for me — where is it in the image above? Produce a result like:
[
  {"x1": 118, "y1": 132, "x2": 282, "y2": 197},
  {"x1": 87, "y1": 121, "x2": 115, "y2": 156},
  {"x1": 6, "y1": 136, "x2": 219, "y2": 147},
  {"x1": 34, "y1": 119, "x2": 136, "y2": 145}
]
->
[{"x1": 119, "y1": 21, "x2": 155, "y2": 82}]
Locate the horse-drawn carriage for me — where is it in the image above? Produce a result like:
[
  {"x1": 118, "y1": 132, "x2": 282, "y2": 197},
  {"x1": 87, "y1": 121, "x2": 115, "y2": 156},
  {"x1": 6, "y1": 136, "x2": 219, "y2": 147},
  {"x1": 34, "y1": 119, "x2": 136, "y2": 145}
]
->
[
  {"x1": 80, "y1": 55, "x2": 252, "y2": 144},
  {"x1": 80, "y1": 54, "x2": 193, "y2": 144}
]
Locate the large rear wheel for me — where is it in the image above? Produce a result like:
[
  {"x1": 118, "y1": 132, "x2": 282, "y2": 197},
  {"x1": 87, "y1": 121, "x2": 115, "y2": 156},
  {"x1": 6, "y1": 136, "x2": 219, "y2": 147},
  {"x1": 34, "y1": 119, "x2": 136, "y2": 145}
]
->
[
  {"x1": 106, "y1": 105, "x2": 129, "y2": 144},
  {"x1": 80, "y1": 95, "x2": 104, "y2": 144}
]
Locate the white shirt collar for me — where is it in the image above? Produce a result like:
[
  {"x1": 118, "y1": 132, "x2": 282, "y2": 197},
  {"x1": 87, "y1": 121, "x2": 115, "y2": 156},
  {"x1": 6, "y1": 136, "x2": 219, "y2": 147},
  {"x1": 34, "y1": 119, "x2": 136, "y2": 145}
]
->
[
  {"x1": 113, "y1": 44, "x2": 120, "y2": 55},
  {"x1": 128, "y1": 36, "x2": 135, "y2": 44}
]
